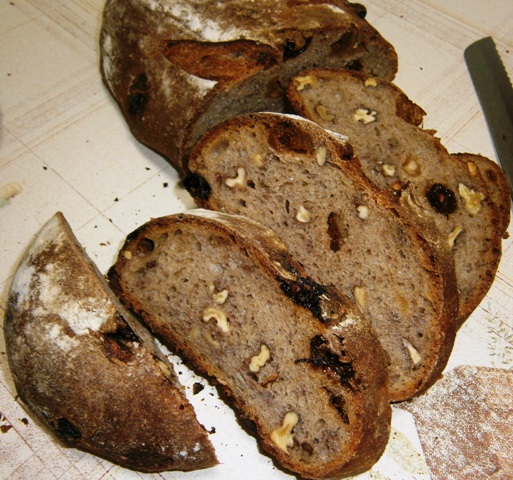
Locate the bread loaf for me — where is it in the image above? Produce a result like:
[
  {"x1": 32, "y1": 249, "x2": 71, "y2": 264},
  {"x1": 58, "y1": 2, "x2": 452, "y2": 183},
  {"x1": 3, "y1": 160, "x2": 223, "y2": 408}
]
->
[
  {"x1": 4, "y1": 212, "x2": 217, "y2": 473},
  {"x1": 108, "y1": 209, "x2": 391, "y2": 479},
  {"x1": 99, "y1": 0, "x2": 398, "y2": 175},
  {"x1": 184, "y1": 112, "x2": 459, "y2": 402},
  {"x1": 286, "y1": 68, "x2": 511, "y2": 324}
]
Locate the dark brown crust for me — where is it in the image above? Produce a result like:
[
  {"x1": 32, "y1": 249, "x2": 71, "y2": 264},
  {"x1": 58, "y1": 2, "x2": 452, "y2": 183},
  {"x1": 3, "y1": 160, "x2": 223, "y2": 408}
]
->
[
  {"x1": 99, "y1": 0, "x2": 398, "y2": 175},
  {"x1": 185, "y1": 112, "x2": 460, "y2": 402},
  {"x1": 108, "y1": 210, "x2": 392, "y2": 479},
  {"x1": 4, "y1": 213, "x2": 217, "y2": 473}
]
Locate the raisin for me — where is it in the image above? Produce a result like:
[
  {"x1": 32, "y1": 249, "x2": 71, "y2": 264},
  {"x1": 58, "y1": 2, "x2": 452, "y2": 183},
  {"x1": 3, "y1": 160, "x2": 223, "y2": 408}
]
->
[
  {"x1": 55, "y1": 418, "x2": 82, "y2": 443},
  {"x1": 330, "y1": 31, "x2": 357, "y2": 56},
  {"x1": 192, "y1": 382, "x2": 205, "y2": 395},
  {"x1": 268, "y1": 121, "x2": 314, "y2": 154},
  {"x1": 127, "y1": 93, "x2": 147, "y2": 116},
  {"x1": 102, "y1": 324, "x2": 138, "y2": 364},
  {"x1": 183, "y1": 173, "x2": 212, "y2": 201},
  {"x1": 277, "y1": 274, "x2": 327, "y2": 322},
  {"x1": 345, "y1": 59, "x2": 363, "y2": 71},
  {"x1": 326, "y1": 389, "x2": 350, "y2": 424},
  {"x1": 426, "y1": 183, "x2": 457, "y2": 215},
  {"x1": 349, "y1": 3, "x2": 367, "y2": 19},
  {"x1": 283, "y1": 37, "x2": 312, "y2": 61},
  {"x1": 296, "y1": 335, "x2": 355, "y2": 386},
  {"x1": 327, "y1": 212, "x2": 348, "y2": 252}
]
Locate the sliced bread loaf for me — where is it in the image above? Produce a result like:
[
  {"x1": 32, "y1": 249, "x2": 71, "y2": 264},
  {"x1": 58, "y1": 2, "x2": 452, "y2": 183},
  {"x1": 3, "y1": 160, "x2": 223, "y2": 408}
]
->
[
  {"x1": 100, "y1": 0, "x2": 398, "y2": 175},
  {"x1": 4, "y1": 212, "x2": 217, "y2": 473},
  {"x1": 184, "y1": 112, "x2": 459, "y2": 402},
  {"x1": 286, "y1": 68, "x2": 511, "y2": 324},
  {"x1": 108, "y1": 209, "x2": 391, "y2": 479}
]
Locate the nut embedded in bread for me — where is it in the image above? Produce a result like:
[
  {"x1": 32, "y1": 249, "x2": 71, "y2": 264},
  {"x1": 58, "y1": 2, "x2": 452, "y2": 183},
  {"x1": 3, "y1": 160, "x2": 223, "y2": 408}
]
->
[
  {"x1": 286, "y1": 68, "x2": 511, "y2": 325},
  {"x1": 99, "y1": 0, "x2": 398, "y2": 174},
  {"x1": 108, "y1": 209, "x2": 391, "y2": 479},
  {"x1": 185, "y1": 112, "x2": 460, "y2": 402},
  {"x1": 4, "y1": 212, "x2": 217, "y2": 473}
]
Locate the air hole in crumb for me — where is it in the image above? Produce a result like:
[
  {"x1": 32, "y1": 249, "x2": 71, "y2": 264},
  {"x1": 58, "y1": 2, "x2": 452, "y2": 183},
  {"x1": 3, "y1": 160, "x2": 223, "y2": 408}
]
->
[{"x1": 137, "y1": 237, "x2": 155, "y2": 254}]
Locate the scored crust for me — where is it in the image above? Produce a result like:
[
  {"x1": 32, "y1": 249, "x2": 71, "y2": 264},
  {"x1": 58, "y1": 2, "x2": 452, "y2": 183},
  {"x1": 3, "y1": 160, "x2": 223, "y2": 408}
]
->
[
  {"x1": 99, "y1": 0, "x2": 398, "y2": 174},
  {"x1": 108, "y1": 209, "x2": 392, "y2": 479},
  {"x1": 4, "y1": 212, "x2": 217, "y2": 473},
  {"x1": 286, "y1": 68, "x2": 511, "y2": 325},
  {"x1": 185, "y1": 112, "x2": 460, "y2": 402}
]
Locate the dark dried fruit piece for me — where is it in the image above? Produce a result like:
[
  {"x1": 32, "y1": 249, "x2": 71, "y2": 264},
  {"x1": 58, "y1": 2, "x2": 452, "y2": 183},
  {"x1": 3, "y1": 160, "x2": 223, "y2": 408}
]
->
[
  {"x1": 127, "y1": 93, "x2": 147, "y2": 116},
  {"x1": 327, "y1": 212, "x2": 348, "y2": 252},
  {"x1": 268, "y1": 121, "x2": 315, "y2": 154},
  {"x1": 426, "y1": 183, "x2": 457, "y2": 215},
  {"x1": 277, "y1": 274, "x2": 328, "y2": 322},
  {"x1": 184, "y1": 173, "x2": 212, "y2": 201},
  {"x1": 296, "y1": 335, "x2": 355, "y2": 386},
  {"x1": 283, "y1": 36, "x2": 312, "y2": 61},
  {"x1": 55, "y1": 418, "x2": 82, "y2": 443}
]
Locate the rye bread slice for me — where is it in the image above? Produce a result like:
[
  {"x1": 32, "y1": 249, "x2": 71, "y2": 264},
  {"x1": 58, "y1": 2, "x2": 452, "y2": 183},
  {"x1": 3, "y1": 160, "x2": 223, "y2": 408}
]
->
[
  {"x1": 4, "y1": 212, "x2": 217, "y2": 473},
  {"x1": 286, "y1": 68, "x2": 511, "y2": 324},
  {"x1": 184, "y1": 112, "x2": 459, "y2": 402},
  {"x1": 108, "y1": 209, "x2": 391, "y2": 479}
]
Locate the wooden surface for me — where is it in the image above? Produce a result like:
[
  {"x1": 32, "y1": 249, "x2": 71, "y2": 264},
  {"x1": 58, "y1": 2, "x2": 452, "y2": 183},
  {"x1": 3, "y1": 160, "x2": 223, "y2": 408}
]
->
[{"x1": 1, "y1": 1, "x2": 512, "y2": 479}]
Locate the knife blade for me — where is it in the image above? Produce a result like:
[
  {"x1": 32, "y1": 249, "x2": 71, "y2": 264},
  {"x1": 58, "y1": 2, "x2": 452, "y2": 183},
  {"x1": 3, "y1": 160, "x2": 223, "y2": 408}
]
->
[{"x1": 464, "y1": 36, "x2": 513, "y2": 198}]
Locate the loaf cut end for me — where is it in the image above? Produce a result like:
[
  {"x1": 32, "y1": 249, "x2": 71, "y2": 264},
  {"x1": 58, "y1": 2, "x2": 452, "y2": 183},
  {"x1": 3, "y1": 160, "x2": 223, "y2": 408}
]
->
[
  {"x1": 4, "y1": 212, "x2": 217, "y2": 473},
  {"x1": 99, "y1": 0, "x2": 398, "y2": 174}
]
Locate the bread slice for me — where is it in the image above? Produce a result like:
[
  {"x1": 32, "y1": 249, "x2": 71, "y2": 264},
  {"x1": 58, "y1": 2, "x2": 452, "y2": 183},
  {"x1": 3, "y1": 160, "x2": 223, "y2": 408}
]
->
[
  {"x1": 108, "y1": 209, "x2": 391, "y2": 479},
  {"x1": 100, "y1": 0, "x2": 398, "y2": 175},
  {"x1": 184, "y1": 112, "x2": 459, "y2": 402},
  {"x1": 286, "y1": 68, "x2": 511, "y2": 324},
  {"x1": 4, "y1": 212, "x2": 217, "y2": 473}
]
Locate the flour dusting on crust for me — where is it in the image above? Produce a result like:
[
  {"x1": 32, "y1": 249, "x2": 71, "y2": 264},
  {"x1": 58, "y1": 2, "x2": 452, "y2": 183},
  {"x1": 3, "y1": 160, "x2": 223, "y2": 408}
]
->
[{"x1": 402, "y1": 365, "x2": 513, "y2": 479}]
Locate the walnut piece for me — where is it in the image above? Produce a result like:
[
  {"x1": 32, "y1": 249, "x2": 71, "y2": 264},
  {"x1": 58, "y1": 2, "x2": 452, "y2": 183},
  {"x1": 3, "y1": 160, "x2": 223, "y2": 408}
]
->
[
  {"x1": 458, "y1": 183, "x2": 485, "y2": 215},
  {"x1": 382, "y1": 164, "x2": 396, "y2": 177},
  {"x1": 403, "y1": 157, "x2": 421, "y2": 176},
  {"x1": 315, "y1": 145, "x2": 327, "y2": 166},
  {"x1": 296, "y1": 205, "x2": 311, "y2": 223},
  {"x1": 270, "y1": 412, "x2": 299, "y2": 453},
  {"x1": 316, "y1": 104, "x2": 335, "y2": 121},
  {"x1": 213, "y1": 289, "x2": 229, "y2": 304},
  {"x1": 357, "y1": 205, "x2": 369, "y2": 219},
  {"x1": 249, "y1": 344, "x2": 271, "y2": 373},
  {"x1": 448, "y1": 226, "x2": 463, "y2": 248},
  {"x1": 202, "y1": 307, "x2": 231, "y2": 333},
  {"x1": 403, "y1": 339, "x2": 421, "y2": 365},
  {"x1": 294, "y1": 75, "x2": 318, "y2": 91},
  {"x1": 354, "y1": 286, "x2": 367, "y2": 311},
  {"x1": 354, "y1": 108, "x2": 377, "y2": 124},
  {"x1": 225, "y1": 167, "x2": 246, "y2": 188}
]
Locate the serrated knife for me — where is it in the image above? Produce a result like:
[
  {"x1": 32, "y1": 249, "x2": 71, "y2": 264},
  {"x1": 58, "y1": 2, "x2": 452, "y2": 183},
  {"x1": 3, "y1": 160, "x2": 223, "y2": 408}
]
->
[{"x1": 464, "y1": 36, "x2": 513, "y2": 199}]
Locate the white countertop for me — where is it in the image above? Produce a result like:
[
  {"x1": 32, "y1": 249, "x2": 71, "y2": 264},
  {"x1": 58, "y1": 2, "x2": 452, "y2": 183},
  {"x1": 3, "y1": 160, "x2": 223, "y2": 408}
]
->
[{"x1": 1, "y1": 1, "x2": 513, "y2": 479}]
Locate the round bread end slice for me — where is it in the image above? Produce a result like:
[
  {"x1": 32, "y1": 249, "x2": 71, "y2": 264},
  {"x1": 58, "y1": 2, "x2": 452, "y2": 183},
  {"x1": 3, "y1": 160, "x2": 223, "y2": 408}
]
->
[{"x1": 4, "y1": 212, "x2": 217, "y2": 473}]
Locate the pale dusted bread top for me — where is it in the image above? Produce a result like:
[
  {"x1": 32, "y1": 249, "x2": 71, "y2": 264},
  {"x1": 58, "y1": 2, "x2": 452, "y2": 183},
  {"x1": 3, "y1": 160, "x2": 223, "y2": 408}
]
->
[
  {"x1": 402, "y1": 366, "x2": 513, "y2": 480},
  {"x1": 287, "y1": 68, "x2": 511, "y2": 324},
  {"x1": 4, "y1": 212, "x2": 217, "y2": 473},
  {"x1": 185, "y1": 112, "x2": 459, "y2": 402},
  {"x1": 108, "y1": 209, "x2": 391, "y2": 479},
  {"x1": 100, "y1": 0, "x2": 397, "y2": 174}
]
